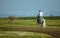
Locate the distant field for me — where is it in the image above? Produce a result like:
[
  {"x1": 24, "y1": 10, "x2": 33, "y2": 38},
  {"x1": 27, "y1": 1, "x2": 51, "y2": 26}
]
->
[{"x1": 0, "y1": 16, "x2": 60, "y2": 27}]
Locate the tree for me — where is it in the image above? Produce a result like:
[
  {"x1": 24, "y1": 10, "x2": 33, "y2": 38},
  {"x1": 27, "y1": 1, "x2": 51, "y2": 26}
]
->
[
  {"x1": 50, "y1": 15, "x2": 53, "y2": 18},
  {"x1": 8, "y1": 16, "x2": 16, "y2": 23}
]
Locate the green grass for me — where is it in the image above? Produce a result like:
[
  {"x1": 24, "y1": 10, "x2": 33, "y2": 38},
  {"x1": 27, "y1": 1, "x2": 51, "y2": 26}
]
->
[
  {"x1": 0, "y1": 31, "x2": 52, "y2": 38},
  {"x1": 46, "y1": 20, "x2": 60, "y2": 27},
  {"x1": 0, "y1": 19, "x2": 60, "y2": 27},
  {"x1": 0, "y1": 17, "x2": 60, "y2": 38}
]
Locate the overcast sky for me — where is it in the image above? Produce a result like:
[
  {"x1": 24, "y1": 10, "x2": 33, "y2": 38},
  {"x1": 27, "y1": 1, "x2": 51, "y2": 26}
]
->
[{"x1": 0, "y1": 0, "x2": 60, "y2": 17}]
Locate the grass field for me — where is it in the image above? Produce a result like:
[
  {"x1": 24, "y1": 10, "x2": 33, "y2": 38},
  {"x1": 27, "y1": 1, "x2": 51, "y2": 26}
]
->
[
  {"x1": 0, "y1": 31, "x2": 53, "y2": 38},
  {"x1": 0, "y1": 18, "x2": 60, "y2": 27},
  {"x1": 0, "y1": 16, "x2": 60, "y2": 38}
]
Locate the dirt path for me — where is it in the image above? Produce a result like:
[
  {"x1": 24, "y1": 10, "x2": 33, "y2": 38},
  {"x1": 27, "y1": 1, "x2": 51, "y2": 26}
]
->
[{"x1": 0, "y1": 26, "x2": 60, "y2": 38}]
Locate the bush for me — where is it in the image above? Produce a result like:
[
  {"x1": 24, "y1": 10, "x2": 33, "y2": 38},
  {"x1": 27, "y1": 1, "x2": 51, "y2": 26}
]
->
[{"x1": 8, "y1": 16, "x2": 16, "y2": 23}]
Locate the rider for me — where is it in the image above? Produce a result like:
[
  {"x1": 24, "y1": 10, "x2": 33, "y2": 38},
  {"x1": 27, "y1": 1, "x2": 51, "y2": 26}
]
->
[
  {"x1": 37, "y1": 10, "x2": 46, "y2": 28},
  {"x1": 38, "y1": 10, "x2": 43, "y2": 24}
]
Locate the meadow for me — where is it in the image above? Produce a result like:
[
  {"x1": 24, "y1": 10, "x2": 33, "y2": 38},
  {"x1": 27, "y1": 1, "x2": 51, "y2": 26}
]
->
[
  {"x1": 0, "y1": 16, "x2": 60, "y2": 38},
  {"x1": 0, "y1": 16, "x2": 60, "y2": 27}
]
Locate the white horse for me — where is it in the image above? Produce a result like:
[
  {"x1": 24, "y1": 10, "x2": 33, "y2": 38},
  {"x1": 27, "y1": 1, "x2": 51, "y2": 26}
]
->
[
  {"x1": 42, "y1": 18, "x2": 46, "y2": 27},
  {"x1": 37, "y1": 17, "x2": 46, "y2": 28}
]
